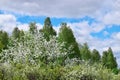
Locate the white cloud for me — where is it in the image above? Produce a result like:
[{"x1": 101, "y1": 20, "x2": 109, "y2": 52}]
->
[
  {"x1": 0, "y1": 14, "x2": 17, "y2": 33},
  {"x1": 91, "y1": 23, "x2": 105, "y2": 33},
  {"x1": 68, "y1": 21, "x2": 92, "y2": 36},
  {"x1": 103, "y1": 11, "x2": 120, "y2": 25},
  {"x1": 111, "y1": 32, "x2": 120, "y2": 40},
  {"x1": 0, "y1": 0, "x2": 111, "y2": 18},
  {"x1": 112, "y1": 0, "x2": 120, "y2": 11},
  {"x1": 96, "y1": 0, "x2": 120, "y2": 25},
  {"x1": 0, "y1": 14, "x2": 16, "y2": 23},
  {"x1": 0, "y1": 0, "x2": 120, "y2": 26}
]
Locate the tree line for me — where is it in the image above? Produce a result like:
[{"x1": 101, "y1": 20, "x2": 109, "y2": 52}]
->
[{"x1": 0, "y1": 17, "x2": 118, "y2": 73}]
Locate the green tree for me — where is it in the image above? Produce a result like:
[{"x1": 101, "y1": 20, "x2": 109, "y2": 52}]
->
[
  {"x1": 29, "y1": 22, "x2": 37, "y2": 34},
  {"x1": 58, "y1": 23, "x2": 80, "y2": 59},
  {"x1": 80, "y1": 43, "x2": 91, "y2": 60},
  {"x1": 12, "y1": 27, "x2": 20, "y2": 39},
  {"x1": 0, "y1": 30, "x2": 9, "y2": 51},
  {"x1": 102, "y1": 51, "x2": 108, "y2": 66},
  {"x1": 102, "y1": 47, "x2": 117, "y2": 69},
  {"x1": 42, "y1": 17, "x2": 56, "y2": 40},
  {"x1": 91, "y1": 49, "x2": 101, "y2": 62},
  {"x1": 1, "y1": 31, "x2": 9, "y2": 49},
  {"x1": 19, "y1": 30, "x2": 24, "y2": 37},
  {"x1": 107, "y1": 47, "x2": 117, "y2": 69},
  {"x1": 0, "y1": 41, "x2": 4, "y2": 52},
  {"x1": 12, "y1": 27, "x2": 25, "y2": 41}
]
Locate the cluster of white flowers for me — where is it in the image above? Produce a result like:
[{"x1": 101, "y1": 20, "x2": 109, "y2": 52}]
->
[{"x1": 0, "y1": 32, "x2": 73, "y2": 66}]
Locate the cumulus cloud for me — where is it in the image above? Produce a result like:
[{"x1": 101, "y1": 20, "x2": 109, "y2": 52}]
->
[
  {"x1": 97, "y1": 0, "x2": 120, "y2": 25},
  {"x1": 111, "y1": 32, "x2": 120, "y2": 40},
  {"x1": 0, "y1": 0, "x2": 120, "y2": 25},
  {"x1": 91, "y1": 23, "x2": 106, "y2": 33},
  {"x1": 0, "y1": 14, "x2": 30, "y2": 33},
  {"x1": 0, "y1": 0, "x2": 111, "y2": 18},
  {"x1": 0, "y1": 14, "x2": 17, "y2": 33},
  {"x1": 103, "y1": 11, "x2": 120, "y2": 25}
]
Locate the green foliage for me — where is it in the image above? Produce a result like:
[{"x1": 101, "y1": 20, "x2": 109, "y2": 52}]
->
[
  {"x1": 29, "y1": 22, "x2": 37, "y2": 34},
  {"x1": 80, "y1": 43, "x2": 91, "y2": 60},
  {"x1": 64, "y1": 62, "x2": 120, "y2": 80},
  {"x1": 12, "y1": 27, "x2": 25, "y2": 43},
  {"x1": 102, "y1": 47, "x2": 118, "y2": 70},
  {"x1": 102, "y1": 51, "x2": 108, "y2": 65},
  {"x1": 107, "y1": 47, "x2": 118, "y2": 69},
  {"x1": 12, "y1": 27, "x2": 20, "y2": 39},
  {"x1": 0, "y1": 42, "x2": 4, "y2": 52},
  {"x1": 58, "y1": 23, "x2": 80, "y2": 59},
  {"x1": 91, "y1": 49, "x2": 101, "y2": 62},
  {"x1": 19, "y1": 30, "x2": 25, "y2": 37},
  {"x1": 42, "y1": 17, "x2": 56, "y2": 41},
  {"x1": 0, "y1": 30, "x2": 9, "y2": 51}
]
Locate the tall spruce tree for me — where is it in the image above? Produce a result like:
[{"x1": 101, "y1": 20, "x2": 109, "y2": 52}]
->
[
  {"x1": 19, "y1": 30, "x2": 24, "y2": 37},
  {"x1": 0, "y1": 30, "x2": 9, "y2": 51},
  {"x1": 1, "y1": 31, "x2": 9, "y2": 49},
  {"x1": 107, "y1": 47, "x2": 117, "y2": 69},
  {"x1": 42, "y1": 17, "x2": 56, "y2": 41},
  {"x1": 58, "y1": 23, "x2": 80, "y2": 58},
  {"x1": 80, "y1": 43, "x2": 91, "y2": 60},
  {"x1": 102, "y1": 51, "x2": 108, "y2": 66},
  {"x1": 12, "y1": 27, "x2": 25, "y2": 41},
  {"x1": 12, "y1": 27, "x2": 20, "y2": 39},
  {"x1": 29, "y1": 22, "x2": 37, "y2": 34},
  {"x1": 102, "y1": 47, "x2": 117, "y2": 69},
  {"x1": 91, "y1": 49, "x2": 101, "y2": 62},
  {"x1": 0, "y1": 41, "x2": 4, "y2": 52}
]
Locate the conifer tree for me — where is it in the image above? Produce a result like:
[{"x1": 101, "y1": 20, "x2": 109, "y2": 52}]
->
[
  {"x1": 102, "y1": 51, "x2": 108, "y2": 66},
  {"x1": 102, "y1": 47, "x2": 117, "y2": 69},
  {"x1": 0, "y1": 30, "x2": 9, "y2": 51},
  {"x1": 91, "y1": 49, "x2": 101, "y2": 62},
  {"x1": 29, "y1": 22, "x2": 37, "y2": 34},
  {"x1": 1, "y1": 31, "x2": 9, "y2": 49},
  {"x1": 12, "y1": 27, "x2": 25, "y2": 42},
  {"x1": 80, "y1": 43, "x2": 91, "y2": 60},
  {"x1": 12, "y1": 27, "x2": 20, "y2": 39},
  {"x1": 19, "y1": 30, "x2": 25, "y2": 37},
  {"x1": 58, "y1": 23, "x2": 80, "y2": 58},
  {"x1": 107, "y1": 47, "x2": 117, "y2": 69},
  {"x1": 0, "y1": 41, "x2": 4, "y2": 52},
  {"x1": 42, "y1": 17, "x2": 56, "y2": 41}
]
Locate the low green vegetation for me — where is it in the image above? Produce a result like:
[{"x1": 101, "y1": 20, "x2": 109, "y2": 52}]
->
[{"x1": 0, "y1": 17, "x2": 119, "y2": 80}]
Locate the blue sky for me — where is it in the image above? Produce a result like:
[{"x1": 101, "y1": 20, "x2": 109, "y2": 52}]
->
[{"x1": 0, "y1": 0, "x2": 120, "y2": 66}]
